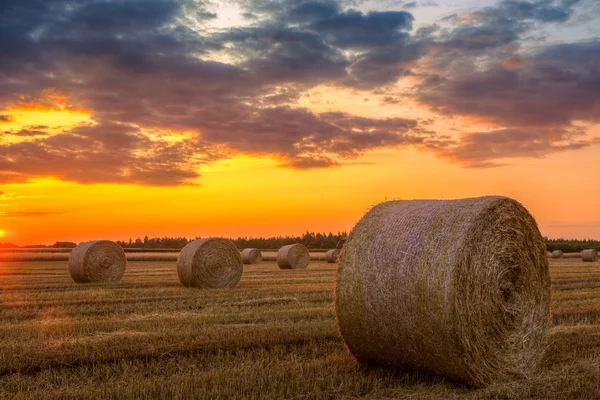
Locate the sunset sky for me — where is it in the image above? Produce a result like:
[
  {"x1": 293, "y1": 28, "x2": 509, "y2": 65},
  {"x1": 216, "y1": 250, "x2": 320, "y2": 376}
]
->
[{"x1": 0, "y1": 0, "x2": 599, "y2": 245}]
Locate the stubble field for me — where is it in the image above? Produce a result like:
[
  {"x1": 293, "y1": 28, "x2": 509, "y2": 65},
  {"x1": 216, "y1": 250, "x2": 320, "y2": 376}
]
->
[{"x1": 1, "y1": 258, "x2": 599, "y2": 399}]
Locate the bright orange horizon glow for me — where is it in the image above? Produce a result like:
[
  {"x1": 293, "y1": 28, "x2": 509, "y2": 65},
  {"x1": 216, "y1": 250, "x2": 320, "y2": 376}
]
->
[{"x1": 0, "y1": 96, "x2": 599, "y2": 245}]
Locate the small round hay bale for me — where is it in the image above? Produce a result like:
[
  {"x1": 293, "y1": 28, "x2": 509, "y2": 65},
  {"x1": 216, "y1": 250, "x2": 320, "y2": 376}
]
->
[
  {"x1": 335, "y1": 196, "x2": 550, "y2": 388},
  {"x1": 582, "y1": 249, "x2": 599, "y2": 262},
  {"x1": 552, "y1": 250, "x2": 563, "y2": 259},
  {"x1": 277, "y1": 244, "x2": 309, "y2": 269},
  {"x1": 241, "y1": 248, "x2": 262, "y2": 264},
  {"x1": 177, "y1": 238, "x2": 243, "y2": 289},
  {"x1": 325, "y1": 249, "x2": 340, "y2": 263},
  {"x1": 69, "y1": 240, "x2": 126, "y2": 283}
]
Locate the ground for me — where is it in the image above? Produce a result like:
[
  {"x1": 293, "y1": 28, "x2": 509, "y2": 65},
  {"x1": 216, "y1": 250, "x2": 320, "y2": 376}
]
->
[{"x1": 0, "y1": 259, "x2": 599, "y2": 399}]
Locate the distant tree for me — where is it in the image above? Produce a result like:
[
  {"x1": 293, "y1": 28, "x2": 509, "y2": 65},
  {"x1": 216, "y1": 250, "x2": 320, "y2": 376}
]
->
[{"x1": 51, "y1": 241, "x2": 77, "y2": 248}]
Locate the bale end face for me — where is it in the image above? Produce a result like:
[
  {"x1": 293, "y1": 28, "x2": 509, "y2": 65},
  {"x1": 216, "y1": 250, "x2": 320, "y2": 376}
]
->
[
  {"x1": 68, "y1": 240, "x2": 126, "y2": 283},
  {"x1": 335, "y1": 196, "x2": 550, "y2": 388},
  {"x1": 552, "y1": 250, "x2": 564, "y2": 259},
  {"x1": 325, "y1": 249, "x2": 340, "y2": 263},
  {"x1": 582, "y1": 249, "x2": 599, "y2": 262},
  {"x1": 178, "y1": 238, "x2": 243, "y2": 289},
  {"x1": 241, "y1": 248, "x2": 262, "y2": 264},
  {"x1": 277, "y1": 244, "x2": 309, "y2": 269}
]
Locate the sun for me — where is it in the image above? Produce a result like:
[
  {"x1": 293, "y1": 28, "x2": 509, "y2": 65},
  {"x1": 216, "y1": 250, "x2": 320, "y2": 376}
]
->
[{"x1": 0, "y1": 230, "x2": 5, "y2": 238}]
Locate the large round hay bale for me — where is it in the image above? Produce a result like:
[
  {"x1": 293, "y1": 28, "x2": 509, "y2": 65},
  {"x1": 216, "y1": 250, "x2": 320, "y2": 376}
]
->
[
  {"x1": 277, "y1": 244, "x2": 309, "y2": 269},
  {"x1": 69, "y1": 240, "x2": 126, "y2": 283},
  {"x1": 325, "y1": 249, "x2": 340, "y2": 263},
  {"x1": 241, "y1": 248, "x2": 262, "y2": 264},
  {"x1": 582, "y1": 249, "x2": 599, "y2": 262},
  {"x1": 552, "y1": 250, "x2": 563, "y2": 259},
  {"x1": 335, "y1": 196, "x2": 550, "y2": 387},
  {"x1": 177, "y1": 238, "x2": 243, "y2": 289}
]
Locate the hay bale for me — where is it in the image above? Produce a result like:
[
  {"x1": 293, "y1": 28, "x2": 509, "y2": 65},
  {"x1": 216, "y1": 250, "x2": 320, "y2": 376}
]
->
[
  {"x1": 552, "y1": 250, "x2": 563, "y2": 259},
  {"x1": 277, "y1": 244, "x2": 309, "y2": 269},
  {"x1": 69, "y1": 240, "x2": 126, "y2": 283},
  {"x1": 335, "y1": 196, "x2": 550, "y2": 387},
  {"x1": 582, "y1": 249, "x2": 599, "y2": 262},
  {"x1": 177, "y1": 238, "x2": 243, "y2": 289},
  {"x1": 325, "y1": 249, "x2": 340, "y2": 263},
  {"x1": 241, "y1": 248, "x2": 262, "y2": 264}
]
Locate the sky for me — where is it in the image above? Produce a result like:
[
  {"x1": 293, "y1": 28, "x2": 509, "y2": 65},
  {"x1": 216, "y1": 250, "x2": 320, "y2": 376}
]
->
[{"x1": 0, "y1": 0, "x2": 599, "y2": 245}]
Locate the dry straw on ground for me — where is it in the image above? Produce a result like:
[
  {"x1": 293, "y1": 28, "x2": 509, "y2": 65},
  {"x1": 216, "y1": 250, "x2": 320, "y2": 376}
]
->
[
  {"x1": 177, "y1": 238, "x2": 243, "y2": 289},
  {"x1": 582, "y1": 249, "x2": 599, "y2": 262},
  {"x1": 277, "y1": 244, "x2": 310, "y2": 269},
  {"x1": 335, "y1": 196, "x2": 550, "y2": 388},
  {"x1": 68, "y1": 240, "x2": 127, "y2": 283},
  {"x1": 241, "y1": 248, "x2": 262, "y2": 264},
  {"x1": 325, "y1": 249, "x2": 340, "y2": 263},
  {"x1": 552, "y1": 250, "x2": 564, "y2": 259}
]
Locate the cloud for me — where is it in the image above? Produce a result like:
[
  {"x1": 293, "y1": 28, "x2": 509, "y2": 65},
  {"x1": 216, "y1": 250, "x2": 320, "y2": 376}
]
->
[
  {"x1": 417, "y1": 40, "x2": 600, "y2": 127},
  {"x1": 0, "y1": 123, "x2": 227, "y2": 186},
  {"x1": 428, "y1": 126, "x2": 592, "y2": 167},
  {"x1": 5, "y1": 129, "x2": 48, "y2": 137},
  {"x1": 0, "y1": 115, "x2": 12, "y2": 122},
  {"x1": 0, "y1": 211, "x2": 62, "y2": 218},
  {"x1": 0, "y1": 0, "x2": 597, "y2": 183}
]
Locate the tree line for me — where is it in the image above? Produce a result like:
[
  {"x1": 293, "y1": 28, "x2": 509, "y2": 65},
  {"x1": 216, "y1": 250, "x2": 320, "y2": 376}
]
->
[
  {"x1": 3, "y1": 235, "x2": 599, "y2": 252},
  {"x1": 113, "y1": 232, "x2": 348, "y2": 250},
  {"x1": 544, "y1": 238, "x2": 600, "y2": 253}
]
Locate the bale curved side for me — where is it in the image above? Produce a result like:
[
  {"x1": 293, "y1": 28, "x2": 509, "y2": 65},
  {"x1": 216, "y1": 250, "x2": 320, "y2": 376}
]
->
[
  {"x1": 68, "y1": 240, "x2": 126, "y2": 283},
  {"x1": 335, "y1": 196, "x2": 550, "y2": 388},
  {"x1": 241, "y1": 248, "x2": 262, "y2": 264},
  {"x1": 178, "y1": 238, "x2": 243, "y2": 289},
  {"x1": 582, "y1": 249, "x2": 599, "y2": 262},
  {"x1": 277, "y1": 244, "x2": 309, "y2": 269},
  {"x1": 325, "y1": 249, "x2": 340, "y2": 263},
  {"x1": 552, "y1": 250, "x2": 563, "y2": 259}
]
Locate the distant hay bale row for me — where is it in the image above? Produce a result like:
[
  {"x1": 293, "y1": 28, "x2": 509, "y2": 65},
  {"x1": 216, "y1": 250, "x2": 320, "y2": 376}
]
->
[
  {"x1": 69, "y1": 240, "x2": 126, "y2": 283},
  {"x1": 335, "y1": 196, "x2": 550, "y2": 388},
  {"x1": 177, "y1": 238, "x2": 243, "y2": 289},
  {"x1": 277, "y1": 244, "x2": 309, "y2": 269},
  {"x1": 582, "y1": 249, "x2": 599, "y2": 262},
  {"x1": 325, "y1": 249, "x2": 340, "y2": 263},
  {"x1": 552, "y1": 250, "x2": 564, "y2": 259},
  {"x1": 241, "y1": 248, "x2": 262, "y2": 264}
]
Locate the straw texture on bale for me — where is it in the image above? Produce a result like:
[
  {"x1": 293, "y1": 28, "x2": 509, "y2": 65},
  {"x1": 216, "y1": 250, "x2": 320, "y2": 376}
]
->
[
  {"x1": 68, "y1": 240, "x2": 126, "y2": 283},
  {"x1": 582, "y1": 249, "x2": 599, "y2": 262},
  {"x1": 177, "y1": 238, "x2": 243, "y2": 289},
  {"x1": 335, "y1": 196, "x2": 550, "y2": 388},
  {"x1": 325, "y1": 249, "x2": 340, "y2": 263},
  {"x1": 552, "y1": 250, "x2": 563, "y2": 259},
  {"x1": 277, "y1": 244, "x2": 309, "y2": 269},
  {"x1": 241, "y1": 248, "x2": 262, "y2": 264}
]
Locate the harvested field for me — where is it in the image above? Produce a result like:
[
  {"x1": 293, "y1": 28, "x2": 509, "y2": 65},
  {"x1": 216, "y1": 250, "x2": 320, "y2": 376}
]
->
[{"x1": 1, "y1": 258, "x2": 600, "y2": 398}]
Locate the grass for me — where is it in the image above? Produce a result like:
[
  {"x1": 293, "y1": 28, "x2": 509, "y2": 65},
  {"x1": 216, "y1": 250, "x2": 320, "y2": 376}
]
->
[{"x1": 1, "y1": 258, "x2": 600, "y2": 399}]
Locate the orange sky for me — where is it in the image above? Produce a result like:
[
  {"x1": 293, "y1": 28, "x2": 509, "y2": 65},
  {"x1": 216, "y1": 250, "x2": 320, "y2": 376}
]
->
[
  {"x1": 0, "y1": 95, "x2": 598, "y2": 245},
  {"x1": 1, "y1": 0, "x2": 599, "y2": 245}
]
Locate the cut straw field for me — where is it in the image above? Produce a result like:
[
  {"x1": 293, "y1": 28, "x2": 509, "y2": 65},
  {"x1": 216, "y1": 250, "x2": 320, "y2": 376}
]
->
[{"x1": 1, "y1": 258, "x2": 600, "y2": 399}]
